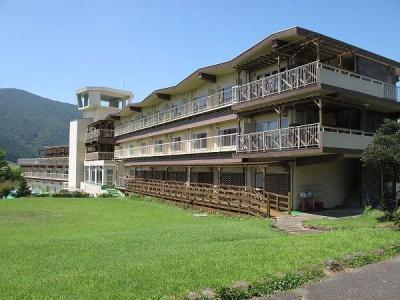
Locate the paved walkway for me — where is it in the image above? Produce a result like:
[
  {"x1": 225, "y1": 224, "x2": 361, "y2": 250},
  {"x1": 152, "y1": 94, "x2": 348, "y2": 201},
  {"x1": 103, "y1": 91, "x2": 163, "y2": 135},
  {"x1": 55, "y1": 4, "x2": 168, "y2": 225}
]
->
[
  {"x1": 269, "y1": 255, "x2": 400, "y2": 300},
  {"x1": 273, "y1": 208, "x2": 362, "y2": 234}
]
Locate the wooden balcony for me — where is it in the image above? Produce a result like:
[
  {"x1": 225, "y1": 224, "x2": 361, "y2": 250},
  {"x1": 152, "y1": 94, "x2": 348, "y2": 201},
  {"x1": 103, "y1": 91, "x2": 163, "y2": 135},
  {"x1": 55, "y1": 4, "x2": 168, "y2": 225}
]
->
[
  {"x1": 85, "y1": 152, "x2": 114, "y2": 161},
  {"x1": 233, "y1": 61, "x2": 400, "y2": 111},
  {"x1": 23, "y1": 172, "x2": 68, "y2": 181},
  {"x1": 115, "y1": 89, "x2": 234, "y2": 137},
  {"x1": 86, "y1": 129, "x2": 115, "y2": 144},
  {"x1": 237, "y1": 123, "x2": 374, "y2": 158},
  {"x1": 114, "y1": 133, "x2": 237, "y2": 159},
  {"x1": 17, "y1": 157, "x2": 69, "y2": 166}
]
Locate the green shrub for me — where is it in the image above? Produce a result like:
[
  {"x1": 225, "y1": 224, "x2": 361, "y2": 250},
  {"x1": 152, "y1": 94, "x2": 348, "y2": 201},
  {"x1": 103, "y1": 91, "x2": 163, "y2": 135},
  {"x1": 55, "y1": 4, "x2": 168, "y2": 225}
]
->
[
  {"x1": 0, "y1": 181, "x2": 16, "y2": 198},
  {"x1": 393, "y1": 208, "x2": 400, "y2": 226},
  {"x1": 52, "y1": 191, "x2": 90, "y2": 198},
  {"x1": 98, "y1": 193, "x2": 113, "y2": 198}
]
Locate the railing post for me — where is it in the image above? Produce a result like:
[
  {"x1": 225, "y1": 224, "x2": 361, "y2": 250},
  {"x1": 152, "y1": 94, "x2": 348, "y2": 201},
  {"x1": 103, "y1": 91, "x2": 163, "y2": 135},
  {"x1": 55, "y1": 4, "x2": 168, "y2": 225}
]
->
[
  {"x1": 297, "y1": 126, "x2": 300, "y2": 148},
  {"x1": 287, "y1": 192, "x2": 292, "y2": 215},
  {"x1": 267, "y1": 193, "x2": 270, "y2": 218}
]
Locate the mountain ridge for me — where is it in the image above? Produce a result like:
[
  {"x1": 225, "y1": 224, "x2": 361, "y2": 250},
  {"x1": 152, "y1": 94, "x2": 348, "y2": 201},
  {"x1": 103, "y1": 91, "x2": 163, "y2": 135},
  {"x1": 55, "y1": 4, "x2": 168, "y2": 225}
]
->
[{"x1": 0, "y1": 88, "x2": 81, "y2": 162}]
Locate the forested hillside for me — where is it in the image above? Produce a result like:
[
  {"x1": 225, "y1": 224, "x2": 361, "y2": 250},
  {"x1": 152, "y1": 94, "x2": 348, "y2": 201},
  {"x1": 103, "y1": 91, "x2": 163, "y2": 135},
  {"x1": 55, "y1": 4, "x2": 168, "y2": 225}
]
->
[{"x1": 0, "y1": 88, "x2": 81, "y2": 161}]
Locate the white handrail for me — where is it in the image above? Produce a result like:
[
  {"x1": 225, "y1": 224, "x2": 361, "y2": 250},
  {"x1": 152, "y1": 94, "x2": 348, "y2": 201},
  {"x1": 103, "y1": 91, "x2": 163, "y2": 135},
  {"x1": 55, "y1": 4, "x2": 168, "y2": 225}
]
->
[
  {"x1": 115, "y1": 89, "x2": 234, "y2": 136},
  {"x1": 237, "y1": 123, "x2": 321, "y2": 153},
  {"x1": 17, "y1": 157, "x2": 69, "y2": 166},
  {"x1": 114, "y1": 133, "x2": 237, "y2": 159},
  {"x1": 23, "y1": 172, "x2": 68, "y2": 181}
]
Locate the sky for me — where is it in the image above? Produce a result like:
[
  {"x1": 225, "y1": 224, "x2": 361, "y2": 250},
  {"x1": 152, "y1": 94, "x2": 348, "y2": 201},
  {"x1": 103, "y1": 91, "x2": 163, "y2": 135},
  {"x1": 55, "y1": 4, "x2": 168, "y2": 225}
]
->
[{"x1": 0, "y1": 0, "x2": 399, "y2": 105}]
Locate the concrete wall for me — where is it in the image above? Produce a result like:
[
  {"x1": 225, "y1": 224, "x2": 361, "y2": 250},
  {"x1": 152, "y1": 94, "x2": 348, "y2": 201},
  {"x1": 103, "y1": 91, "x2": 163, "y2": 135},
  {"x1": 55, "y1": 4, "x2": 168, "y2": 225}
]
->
[
  {"x1": 68, "y1": 118, "x2": 93, "y2": 190},
  {"x1": 292, "y1": 159, "x2": 352, "y2": 209},
  {"x1": 322, "y1": 131, "x2": 373, "y2": 151}
]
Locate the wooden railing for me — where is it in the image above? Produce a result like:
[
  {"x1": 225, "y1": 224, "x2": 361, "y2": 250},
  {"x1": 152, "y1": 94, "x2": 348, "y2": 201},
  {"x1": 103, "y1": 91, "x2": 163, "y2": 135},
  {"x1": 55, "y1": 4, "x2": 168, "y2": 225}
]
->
[
  {"x1": 237, "y1": 123, "x2": 320, "y2": 153},
  {"x1": 117, "y1": 177, "x2": 291, "y2": 217},
  {"x1": 115, "y1": 133, "x2": 237, "y2": 159},
  {"x1": 115, "y1": 89, "x2": 234, "y2": 136},
  {"x1": 86, "y1": 129, "x2": 114, "y2": 141},
  {"x1": 17, "y1": 157, "x2": 69, "y2": 166},
  {"x1": 85, "y1": 152, "x2": 114, "y2": 161}
]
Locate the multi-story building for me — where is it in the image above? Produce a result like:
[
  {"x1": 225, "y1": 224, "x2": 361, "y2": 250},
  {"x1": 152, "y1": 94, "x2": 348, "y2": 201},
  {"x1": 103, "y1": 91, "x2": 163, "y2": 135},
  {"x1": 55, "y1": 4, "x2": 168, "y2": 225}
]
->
[
  {"x1": 110, "y1": 27, "x2": 399, "y2": 211},
  {"x1": 17, "y1": 145, "x2": 69, "y2": 193},
  {"x1": 17, "y1": 27, "x2": 400, "y2": 215}
]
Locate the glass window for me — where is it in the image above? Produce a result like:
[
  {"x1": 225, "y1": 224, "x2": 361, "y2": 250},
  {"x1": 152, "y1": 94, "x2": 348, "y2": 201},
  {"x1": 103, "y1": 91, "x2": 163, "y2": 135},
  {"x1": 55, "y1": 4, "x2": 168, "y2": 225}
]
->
[
  {"x1": 154, "y1": 140, "x2": 163, "y2": 153},
  {"x1": 106, "y1": 169, "x2": 113, "y2": 186},
  {"x1": 84, "y1": 166, "x2": 89, "y2": 182},
  {"x1": 192, "y1": 133, "x2": 207, "y2": 149},
  {"x1": 218, "y1": 128, "x2": 237, "y2": 147},
  {"x1": 171, "y1": 137, "x2": 181, "y2": 151},
  {"x1": 90, "y1": 167, "x2": 96, "y2": 183},
  {"x1": 96, "y1": 167, "x2": 103, "y2": 184}
]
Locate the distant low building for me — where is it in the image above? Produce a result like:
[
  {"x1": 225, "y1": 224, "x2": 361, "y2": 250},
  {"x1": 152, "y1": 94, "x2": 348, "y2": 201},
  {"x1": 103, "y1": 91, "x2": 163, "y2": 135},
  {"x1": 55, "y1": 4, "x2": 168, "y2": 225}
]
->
[{"x1": 17, "y1": 145, "x2": 69, "y2": 193}]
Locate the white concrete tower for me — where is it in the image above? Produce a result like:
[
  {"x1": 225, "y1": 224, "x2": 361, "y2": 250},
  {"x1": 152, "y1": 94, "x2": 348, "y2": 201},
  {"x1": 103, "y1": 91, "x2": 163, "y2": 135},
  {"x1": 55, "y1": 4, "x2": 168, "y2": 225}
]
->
[{"x1": 68, "y1": 87, "x2": 133, "y2": 190}]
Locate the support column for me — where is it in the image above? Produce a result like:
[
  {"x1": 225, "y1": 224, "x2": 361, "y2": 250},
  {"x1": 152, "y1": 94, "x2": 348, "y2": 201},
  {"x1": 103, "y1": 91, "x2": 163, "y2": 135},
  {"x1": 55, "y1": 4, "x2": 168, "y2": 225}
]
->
[
  {"x1": 361, "y1": 108, "x2": 366, "y2": 131},
  {"x1": 165, "y1": 167, "x2": 169, "y2": 181},
  {"x1": 217, "y1": 167, "x2": 223, "y2": 187},
  {"x1": 318, "y1": 98, "x2": 323, "y2": 126},
  {"x1": 186, "y1": 167, "x2": 192, "y2": 185},
  {"x1": 262, "y1": 166, "x2": 267, "y2": 196}
]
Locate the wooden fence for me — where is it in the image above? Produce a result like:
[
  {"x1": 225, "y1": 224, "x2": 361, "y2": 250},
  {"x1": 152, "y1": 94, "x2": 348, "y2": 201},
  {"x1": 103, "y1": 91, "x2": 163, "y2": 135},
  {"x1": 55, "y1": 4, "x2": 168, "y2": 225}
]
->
[{"x1": 118, "y1": 176, "x2": 291, "y2": 218}]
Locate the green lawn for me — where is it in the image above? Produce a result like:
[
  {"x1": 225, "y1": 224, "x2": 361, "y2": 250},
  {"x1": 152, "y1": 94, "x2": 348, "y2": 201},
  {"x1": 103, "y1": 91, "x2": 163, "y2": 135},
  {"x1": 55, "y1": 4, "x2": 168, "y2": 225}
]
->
[{"x1": 0, "y1": 197, "x2": 398, "y2": 299}]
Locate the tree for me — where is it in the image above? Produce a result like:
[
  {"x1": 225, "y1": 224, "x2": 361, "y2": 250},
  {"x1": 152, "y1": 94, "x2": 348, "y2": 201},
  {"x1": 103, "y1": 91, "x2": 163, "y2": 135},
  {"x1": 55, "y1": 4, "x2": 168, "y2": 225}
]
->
[
  {"x1": 361, "y1": 119, "x2": 400, "y2": 218},
  {"x1": 16, "y1": 177, "x2": 31, "y2": 198},
  {"x1": 0, "y1": 149, "x2": 18, "y2": 198}
]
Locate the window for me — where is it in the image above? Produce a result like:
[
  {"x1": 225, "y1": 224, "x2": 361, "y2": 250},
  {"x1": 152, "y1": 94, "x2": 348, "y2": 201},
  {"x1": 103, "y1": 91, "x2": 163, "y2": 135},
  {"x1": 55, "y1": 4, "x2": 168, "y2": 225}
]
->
[
  {"x1": 140, "y1": 142, "x2": 147, "y2": 155},
  {"x1": 222, "y1": 86, "x2": 233, "y2": 103},
  {"x1": 193, "y1": 95, "x2": 207, "y2": 112},
  {"x1": 218, "y1": 128, "x2": 237, "y2": 147},
  {"x1": 106, "y1": 169, "x2": 113, "y2": 186},
  {"x1": 77, "y1": 94, "x2": 89, "y2": 108},
  {"x1": 84, "y1": 166, "x2": 89, "y2": 182},
  {"x1": 256, "y1": 120, "x2": 278, "y2": 132},
  {"x1": 171, "y1": 137, "x2": 181, "y2": 151},
  {"x1": 154, "y1": 140, "x2": 163, "y2": 153},
  {"x1": 96, "y1": 167, "x2": 102, "y2": 185},
  {"x1": 90, "y1": 167, "x2": 96, "y2": 183},
  {"x1": 128, "y1": 144, "x2": 134, "y2": 156},
  {"x1": 192, "y1": 133, "x2": 207, "y2": 149}
]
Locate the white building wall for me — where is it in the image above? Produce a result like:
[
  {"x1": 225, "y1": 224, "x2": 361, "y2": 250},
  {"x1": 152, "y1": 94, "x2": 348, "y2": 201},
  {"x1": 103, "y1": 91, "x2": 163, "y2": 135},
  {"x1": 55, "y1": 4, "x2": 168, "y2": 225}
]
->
[{"x1": 68, "y1": 118, "x2": 93, "y2": 190}]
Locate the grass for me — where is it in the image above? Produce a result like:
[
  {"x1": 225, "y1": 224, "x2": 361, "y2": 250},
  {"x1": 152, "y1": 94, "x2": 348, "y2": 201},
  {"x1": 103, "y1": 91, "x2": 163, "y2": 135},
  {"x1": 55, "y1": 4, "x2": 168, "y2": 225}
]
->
[{"x1": 0, "y1": 197, "x2": 399, "y2": 299}]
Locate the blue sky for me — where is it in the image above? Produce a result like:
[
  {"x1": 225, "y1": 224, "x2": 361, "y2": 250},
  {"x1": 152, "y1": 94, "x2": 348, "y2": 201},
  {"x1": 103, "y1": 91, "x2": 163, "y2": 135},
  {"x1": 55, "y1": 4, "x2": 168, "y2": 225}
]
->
[{"x1": 0, "y1": 0, "x2": 399, "y2": 105}]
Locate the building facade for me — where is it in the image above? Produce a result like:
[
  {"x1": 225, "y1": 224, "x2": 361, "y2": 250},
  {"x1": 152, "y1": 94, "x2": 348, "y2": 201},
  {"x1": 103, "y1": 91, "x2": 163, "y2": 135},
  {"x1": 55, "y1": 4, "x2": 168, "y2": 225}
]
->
[
  {"x1": 18, "y1": 27, "x2": 400, "y2": 213},
  {"x1": 17, "y1": 145, "x2": 69, "y2": 193}
]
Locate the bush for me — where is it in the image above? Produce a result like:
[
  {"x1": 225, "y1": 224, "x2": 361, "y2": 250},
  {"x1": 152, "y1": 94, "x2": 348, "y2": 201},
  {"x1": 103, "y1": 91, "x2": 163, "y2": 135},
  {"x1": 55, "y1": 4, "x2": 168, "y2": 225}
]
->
[
  {"x1": 16, "y1": 177, "x2": 31, "y2": 198},
  {"x1": 381, "y1": 193, "x2": 398, "y2": 220},
  {"x1": 98, "y1": 193, "x2": 113, "y2": 198},
  {"x1": 0, "y1": 181, "x2": 16, "y2": 198},
  {"x1": 393, "y1": 208, "x2": 400, "y2": 226},
  {"x1": 52, "y1": 191, "x2": 90, "y2": 198}
]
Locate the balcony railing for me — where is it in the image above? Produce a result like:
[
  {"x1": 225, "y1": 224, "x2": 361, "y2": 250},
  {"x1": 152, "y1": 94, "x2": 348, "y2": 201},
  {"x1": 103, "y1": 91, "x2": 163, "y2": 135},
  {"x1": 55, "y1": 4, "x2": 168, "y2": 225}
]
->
[
  {"x1": 237, "y1": 123, "x2": 321, "y2": 153},
  {"x1": 115, "y1": 89, "x2": 234, "y2": 136},
  {"x1": 85, "y1": 152, "x2": 114, "y2": 161},
  {"x1": 233, "y1": 61, "x2": 400, "y2": 104},
  {"x1": 114, "y1": 133, "x2": 237, "y2": 159},
  {"x1": 23, "y1": 172, "x2": 68, "y2": 181},
  {"x1": 17, "y1": 157, "x2": 69, "y2": 166},
  {"x1": 233, "y1": 61, "x2": 319, "y2": 103},
  {"x1": 86, "y1": 129, "x2": 114, "y2": 141}
]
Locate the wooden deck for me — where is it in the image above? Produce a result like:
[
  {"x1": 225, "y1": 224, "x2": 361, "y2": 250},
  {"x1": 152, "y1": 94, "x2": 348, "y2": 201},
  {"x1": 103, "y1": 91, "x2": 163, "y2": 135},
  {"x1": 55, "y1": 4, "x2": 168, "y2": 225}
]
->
[{"x1": 118, "y1": 177, "x2": 291, "y2": 218}]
